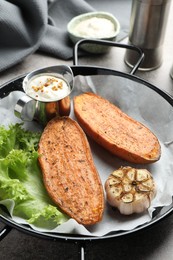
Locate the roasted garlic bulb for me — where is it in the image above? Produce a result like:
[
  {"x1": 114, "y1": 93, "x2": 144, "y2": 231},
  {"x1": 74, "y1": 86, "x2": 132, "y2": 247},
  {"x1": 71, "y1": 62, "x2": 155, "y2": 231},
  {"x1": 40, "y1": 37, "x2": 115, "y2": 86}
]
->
[{"x1": 105, "y1": 167, "x2": 157, "y2": 215}]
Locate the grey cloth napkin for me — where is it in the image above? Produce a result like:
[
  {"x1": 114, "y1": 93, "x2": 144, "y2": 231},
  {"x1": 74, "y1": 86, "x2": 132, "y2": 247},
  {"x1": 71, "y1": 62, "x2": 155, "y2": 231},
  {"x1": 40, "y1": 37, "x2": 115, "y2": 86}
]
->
[
  {"x1": 39, "y1": 0, "x2": 95, "y2": 60},
  {"x1": 0, "y1": 0, "x2": 94, "y2": 72},
  {"x1": 0, "y1": 0, "x2": 47, "y2": 72},
  {"x1": 0, "y1": 0, "x2": 131, "y2": 73}
]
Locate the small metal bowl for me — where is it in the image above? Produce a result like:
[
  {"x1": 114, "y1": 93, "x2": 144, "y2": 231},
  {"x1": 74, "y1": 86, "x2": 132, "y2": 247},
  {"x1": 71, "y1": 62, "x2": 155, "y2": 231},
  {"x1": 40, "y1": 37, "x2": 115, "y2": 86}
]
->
[
  {"x1": 67, "y1": 11, "x2": 120, "y2": 54},
  {"x1": 14, "y1": 65, "x2": 74, "y2": 125}
]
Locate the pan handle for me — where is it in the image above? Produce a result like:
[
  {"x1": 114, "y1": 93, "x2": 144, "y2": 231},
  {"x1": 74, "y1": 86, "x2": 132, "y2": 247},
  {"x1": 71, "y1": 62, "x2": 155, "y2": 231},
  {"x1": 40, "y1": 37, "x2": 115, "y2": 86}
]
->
[
  {"x1": 0, "y1": 225, "x2": 12, "y2": 241},
  {"x1": 78, "y1": 242, "x2": 86, "y2": 260},
  {"x1": 73, "y1": 39, "x2": 144, "y2": 75}
]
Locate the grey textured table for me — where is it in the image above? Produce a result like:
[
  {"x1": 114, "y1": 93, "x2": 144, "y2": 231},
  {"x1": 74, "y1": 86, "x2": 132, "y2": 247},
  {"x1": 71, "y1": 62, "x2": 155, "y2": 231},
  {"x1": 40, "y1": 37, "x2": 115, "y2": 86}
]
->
[{"x1": 0, "y1": 1, "x2": 173, "y2": 260}]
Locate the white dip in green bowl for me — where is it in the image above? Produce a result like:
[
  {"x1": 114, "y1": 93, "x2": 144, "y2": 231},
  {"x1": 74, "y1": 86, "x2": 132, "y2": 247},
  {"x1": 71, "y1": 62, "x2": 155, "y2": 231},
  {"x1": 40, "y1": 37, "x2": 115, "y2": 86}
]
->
[{"x1": 67, "y1": 11, "x2": 120, "y2": 54}]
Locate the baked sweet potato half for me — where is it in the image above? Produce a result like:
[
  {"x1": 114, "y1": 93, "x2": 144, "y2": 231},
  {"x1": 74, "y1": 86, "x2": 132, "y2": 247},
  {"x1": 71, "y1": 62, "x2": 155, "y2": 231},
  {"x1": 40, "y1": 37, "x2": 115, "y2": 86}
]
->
[
  {"x1": 38, "y1": 116, "x2": 104, "y2": 225},
  {"x1": 74, "y1": 92, "x2": 161, "y2": 164}
]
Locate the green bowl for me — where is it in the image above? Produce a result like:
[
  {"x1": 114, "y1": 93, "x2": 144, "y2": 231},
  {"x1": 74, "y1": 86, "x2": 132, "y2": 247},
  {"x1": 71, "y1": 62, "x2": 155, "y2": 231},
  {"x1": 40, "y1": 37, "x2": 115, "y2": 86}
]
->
[{"x1": 67, "y1": 11, "x2": 120, "y2": 54}]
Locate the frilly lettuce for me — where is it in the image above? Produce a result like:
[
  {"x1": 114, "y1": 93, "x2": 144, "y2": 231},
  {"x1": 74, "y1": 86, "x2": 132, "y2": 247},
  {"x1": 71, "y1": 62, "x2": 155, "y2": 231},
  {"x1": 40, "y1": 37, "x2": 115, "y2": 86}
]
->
[{"x1": 0, "y1": 124, "x2": 68, "y2": 229}]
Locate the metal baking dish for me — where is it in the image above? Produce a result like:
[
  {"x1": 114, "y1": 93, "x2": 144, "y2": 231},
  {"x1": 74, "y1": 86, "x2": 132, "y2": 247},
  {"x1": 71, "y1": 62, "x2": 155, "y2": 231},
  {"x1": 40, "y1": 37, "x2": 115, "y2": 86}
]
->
[{"x1": 0, "y1": 40, "x2": 173, "y2": 259}]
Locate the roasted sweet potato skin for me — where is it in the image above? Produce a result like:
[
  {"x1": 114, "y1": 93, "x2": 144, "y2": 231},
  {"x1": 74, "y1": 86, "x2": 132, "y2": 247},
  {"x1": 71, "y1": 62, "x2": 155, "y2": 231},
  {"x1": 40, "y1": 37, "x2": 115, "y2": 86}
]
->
[
  {"x1": 74, "y1": 92, "x2": 161, "y2": 164},
  {"x1": 38, "y1": 116, "x2": 104, "y2": 225}
]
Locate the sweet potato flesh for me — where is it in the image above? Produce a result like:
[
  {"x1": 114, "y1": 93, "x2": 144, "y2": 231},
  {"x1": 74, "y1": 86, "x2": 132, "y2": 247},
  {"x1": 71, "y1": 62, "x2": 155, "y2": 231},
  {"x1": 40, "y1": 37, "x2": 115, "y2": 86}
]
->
[
  {"x1": 38, "y1": 116, "x2": 104, "y2": 225},
  {"x1": 74, "y1": 92, "x2": 161, "y2": 164}
]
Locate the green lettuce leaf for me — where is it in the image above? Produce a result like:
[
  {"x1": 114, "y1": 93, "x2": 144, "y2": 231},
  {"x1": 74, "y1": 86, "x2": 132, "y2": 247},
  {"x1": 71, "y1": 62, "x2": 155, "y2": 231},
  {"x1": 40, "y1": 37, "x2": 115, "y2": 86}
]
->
[{"x1": 0, "y1": 124, "x2": 68, "y2": 229}]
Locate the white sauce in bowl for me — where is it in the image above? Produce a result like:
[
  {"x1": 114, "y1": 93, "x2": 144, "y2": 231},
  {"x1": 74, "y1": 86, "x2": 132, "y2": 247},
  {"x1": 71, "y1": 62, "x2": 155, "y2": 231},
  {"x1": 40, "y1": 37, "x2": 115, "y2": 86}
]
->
[
  {"x1": 73, "y1": 17, "x2": 116, "y2": 38},
  {"x1": 24, "y1": 74, "x2": 70, "y2": 102}
]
